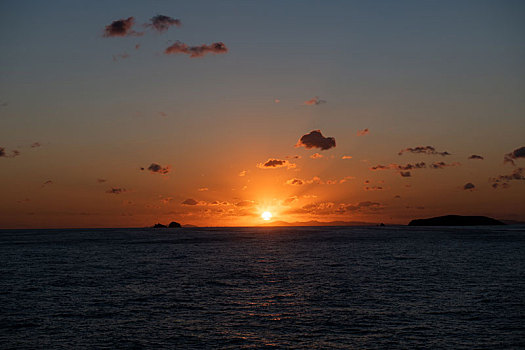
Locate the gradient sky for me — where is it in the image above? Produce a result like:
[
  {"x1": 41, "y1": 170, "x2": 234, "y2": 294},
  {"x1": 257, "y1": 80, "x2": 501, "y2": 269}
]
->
[{"x1": 1, "y1": 0, "x2": 524, "y2": 228}]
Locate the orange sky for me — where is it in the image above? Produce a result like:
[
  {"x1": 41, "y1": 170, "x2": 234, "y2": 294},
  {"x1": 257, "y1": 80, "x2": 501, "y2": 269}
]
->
[{"x1": 1, "y1": 1, "x2": 524, "y2": 228}]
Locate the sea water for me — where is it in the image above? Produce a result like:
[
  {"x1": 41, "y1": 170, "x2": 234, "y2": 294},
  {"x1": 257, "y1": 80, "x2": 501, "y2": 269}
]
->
[{"x1": 1, "y1": 226, "x2": 524, "y2": 349}]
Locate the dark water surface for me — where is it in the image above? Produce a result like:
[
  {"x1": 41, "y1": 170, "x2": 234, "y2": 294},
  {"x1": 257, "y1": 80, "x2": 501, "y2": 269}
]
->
[{"x1": 1, "y1": 226, "x2": 524, "y2": 349}]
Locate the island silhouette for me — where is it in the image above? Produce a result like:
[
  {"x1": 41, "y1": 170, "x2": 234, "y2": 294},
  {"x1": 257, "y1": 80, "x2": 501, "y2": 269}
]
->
[{"x1": 409, "y1": 215, "x2": 505, "y2": 226}]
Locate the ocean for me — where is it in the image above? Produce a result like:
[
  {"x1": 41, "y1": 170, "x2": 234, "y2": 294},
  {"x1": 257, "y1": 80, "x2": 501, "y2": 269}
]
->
[{"x1": 1, "y1": 226, "x2": 524, "y2": 349}]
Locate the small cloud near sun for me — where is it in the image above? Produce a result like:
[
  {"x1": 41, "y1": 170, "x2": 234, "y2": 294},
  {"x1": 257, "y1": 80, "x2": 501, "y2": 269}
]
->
[
  {"x1": 342, "y1": 155, "x2": 352, "y2": 159},
  {"x1": 257, "y1": 159, "x2": 296, "y2": 169}
]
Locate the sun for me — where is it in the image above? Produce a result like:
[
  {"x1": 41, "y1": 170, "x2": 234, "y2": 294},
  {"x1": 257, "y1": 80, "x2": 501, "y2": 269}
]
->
[{"x1": 261, "y1": 211, "x2": 273, "y2": 221}]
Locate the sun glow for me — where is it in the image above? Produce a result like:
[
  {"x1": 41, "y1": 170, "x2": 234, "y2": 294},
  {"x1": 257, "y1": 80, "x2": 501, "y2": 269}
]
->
[{"x1": 261, "y1": 211, "x2": 273, "y2": 221}]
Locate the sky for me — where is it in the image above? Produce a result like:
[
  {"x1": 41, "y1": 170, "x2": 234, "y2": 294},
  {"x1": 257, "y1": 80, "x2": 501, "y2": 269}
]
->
[{"x1": 1, "y1": 0, "x2": 524, "y2": 228}]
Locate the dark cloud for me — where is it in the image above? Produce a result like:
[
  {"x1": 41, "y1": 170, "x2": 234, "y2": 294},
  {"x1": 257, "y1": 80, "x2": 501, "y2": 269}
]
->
[
  {"x1": 148, "y1": 15, "x2": 182, "y2": 32},
  {"x1": 103, "y1": 17, "x2": 142, "y2": 37},
  {"x1": 257, "y1": 159, "x2": 296, "y2": 169},
  {"x1": 489, "y1": 168, "x2": 525, "y2": 189},
  {"x1": 106, "y1": 188, "x2": 126, "y2": 194},
  {"x1": 429, "y1": 161, "x2": 461, "y2": 169},
  {"x1": 296, "y1": 130, "x2": 336, "y2": 150},
  {"x1": 165, "y1": 41, "x2": 228, "y2": 58},
  {"x1": 504, "y1": 146, "x2": 525, "y2": 165},
  {"x1": 357, "y1": 128, "x2": 369, "y2": 136},
  {"x1": 30, "y1": 142, "x2": 41, "y2": 148},
  {"x1": 0, "y1": 147, "x2": 20, "y2": 158},
  {"x1": 468, "y1": 154, "x2": 484, "y2": 160},
  {"x1": 42, "y1": 180, "x2": 53, "y2": 186},
  {"x1": 463, "y1": 182, "x2": 475, "y2": 190},
  {"x1": 143, "y1": 163, "x2": 170, "y2": 175},
  {"x1": 304, "y1": 97, "x2": 326, "y2": 106},
  {"x1": 182, "y1": 198, "x2": 198, "y2": 205},
  {"x1": 400, "y1": 171, "x2": 411, "y2": 177},
  {"x1": 398, "y1": 146, "x2": 450, "y2": 156},
  {"x1": 97, "y1": 178, "x2": 107, "y2": 183}
]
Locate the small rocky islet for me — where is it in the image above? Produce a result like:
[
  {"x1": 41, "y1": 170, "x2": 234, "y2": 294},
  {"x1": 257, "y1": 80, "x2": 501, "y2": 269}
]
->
[{"x1": 152, "y1": 221, "x2": 182, "y2": 228}]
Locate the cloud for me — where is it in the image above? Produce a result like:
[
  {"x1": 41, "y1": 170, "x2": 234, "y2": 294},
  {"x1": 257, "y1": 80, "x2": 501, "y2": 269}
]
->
[
  {"x1": 344, "y1": 201, "x2": 383, "y2": 212},
  {"x1": 97, "y1": 178, "x2": 107, "y2": 183},
  {"x1": 235, "y1": 200, "x2": 255, "y2": 207},
  {"x1": 429, "y1": 161, "x2": 461, "y2": 169},
  {"x1": 257, "y1": 159, "x2": 296, "y2": 169},
  {"x1": 0, "y1": 147, "x2": 20, "y2": 158},
  {"x1": 357, "y1": 128, "x2": 369, "y2": 136},
  {"x1": 148, "y1": 15, "x2": 182, "y2": 32},
  {"x1": 296, "y1": 130, "x2": 336, "y2": 150},
  {"x1": 239, "y1": 170, "x2": 247, "y2": 177},
  {"x1": 304, "y1": 96, "x2": 326, "y2": 105},
  {"x1": 30, "y1": 142, "x2": 41, "y2": 148},
  {"x1": 165, "y1": 41, "x2": 228, "y2": 58},
  {"x1": 286, "y1": 178, "x2": 304, "y2": 185},
  {"x1": 282, "y1": 196, "x2": 298, "y2": 205},
  {"x1": 42, "y1": 180, "x2": 53, "y2": 186},
  {"x1": 468, "y1": 154, "x2": 484, "y2": 160},
  {"x1": 503, "y1": 146, "x2": 525, "y2": 165},
  {"x1": 198, "y1": 187, "x2": 209, "y2": 192},
  {"x1": 463, "y1": 182, "x2": 475, "y2": 190},
  {"x1": 370, "y1": 162, "x2": 426, "y2": 171},
  {"x1": 400, "y1": 171, "x2": 411, "y2": 177},
  {"x1": 106, "y1": 188, "x2": 126, "y2": 194},
  {"x1": 274, "y1": 99, "x2": 280, "y2": 103},
  {"x1": 398, "y1": 146, "x2": 450, "y2": 156},
  {"x1": 489, "y1": 167, "x2": 525, "y2": 189},
  {"x1": 142, "y1": 163, "x2": 170, "y2": 175},
  {"x1": 182, "y1": 198, "x2": 198, "y2": 205},
  {"x1": 310, "y1": 153, "x2": 323, "y2": 159},
  {"x1": 112, "y1": 53, "x2": 130, "y2": 61},
  {"x1": 103, "y1": 17, "x2": 142, "y2": 37},
  {"x1": 341, "y1": 155, "x2": 352, "y2": 159},
  {"x1": 364, "y1": 186, "x2": 383, "y2": 191},
  {"x1": 286, "y1": 155, "x2": 301, "y2": 159}
]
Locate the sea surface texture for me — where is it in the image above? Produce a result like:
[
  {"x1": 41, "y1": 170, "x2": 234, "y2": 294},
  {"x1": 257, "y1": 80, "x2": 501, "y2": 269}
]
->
[{"x1": 1, "y1": 226, "x2": 524, "y2": 349}]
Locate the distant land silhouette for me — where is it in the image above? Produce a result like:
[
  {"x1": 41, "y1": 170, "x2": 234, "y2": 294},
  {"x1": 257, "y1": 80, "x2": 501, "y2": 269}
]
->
[
  {"x1": 409, "y1": 215, "x2": 505, "y2": 226},
  {"x1": 152, "y1": 221, "x2": 182, "y2": 228}
]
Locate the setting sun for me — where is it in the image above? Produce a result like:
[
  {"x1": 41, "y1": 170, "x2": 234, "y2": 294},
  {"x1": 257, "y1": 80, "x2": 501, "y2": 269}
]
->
[{"x1": 261, "y1": 211, "x2": 273, "y2": 221}]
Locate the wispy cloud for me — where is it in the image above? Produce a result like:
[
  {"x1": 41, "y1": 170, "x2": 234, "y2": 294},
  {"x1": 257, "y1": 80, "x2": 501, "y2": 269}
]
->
[
  {"x1": 489, "y1": 167, "x2": 524, "y2": 189},
  {"x1": 165, "y1": 41, "x2": 228, "y2": 58},
  {"x1": 429, "y1": 161, "x2": 461, "y2": 169},
  {"x1": 398, "y1": 146, "x2": 450, "y2": 156},
  {"x1": 0, "y1": 147, "x2": 20, "y2": 158},
  {"x1": 357, "y1": 128, "x2": 369, "y2": 136},
  {"x1": 106, "y1": 188, "x2": 127, "y2": 194},
  {"x1": 296, "y1": 130, "x2": 336, "y2": 150},
  {"x1": 304, "y1": 96, "x2": 326, "y2": 106},
  {"x1": 503, "y1": 146, "x2": 525, "y2": 165},
  {"x1": 341, "y1": 155, "x2": 352, "y2": 160},
  {"x1": 310, "y1": 153, "x2": 323, "y2": 159}
]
